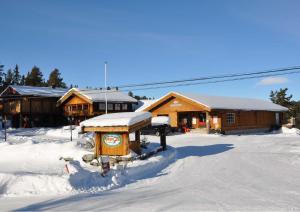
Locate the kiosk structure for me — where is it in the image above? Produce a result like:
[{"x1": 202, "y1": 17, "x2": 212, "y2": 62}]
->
[{"x1": 80, "y1": 112, "x2": 152, "y2": 157}]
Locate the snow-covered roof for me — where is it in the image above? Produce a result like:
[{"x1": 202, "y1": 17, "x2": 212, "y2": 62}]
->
[
  {"x1": 151, "y1": 116, "x2": 170, "y2": 126},
  {"x1": 59, "y1": 88, "x2": 137, "y2": 104},
  {"x1": 174, "y1": 92, "x2": 288, "y2": 112},
  {"x1": 0, "y1": 85, "x2": 68, "y2": 97},
  {"x1": 80, "y1": 112, "x2": 152, "y2": 127},
  {"x1": 134, "y1": 100, "x2": 157, "y2": 112}
]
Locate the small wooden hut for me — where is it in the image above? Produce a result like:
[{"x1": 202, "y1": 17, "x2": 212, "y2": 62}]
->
[{"x1": 81, "y1": 112, "x2": 152, "y2": 157}]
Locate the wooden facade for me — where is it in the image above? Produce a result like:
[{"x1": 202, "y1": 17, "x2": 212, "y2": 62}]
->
[
  {"x1": 57, "y1": 88, "x2": 137, "y2": 124},
  {"x1": 142, "y1": 92, "x2": 286, "y2": 134},
  {"x1": 82, "y1": 115, "x2": 151, "y2": 156},
  {"x1": 0, "y1": 86, "x2": 67, "y2": 128}
]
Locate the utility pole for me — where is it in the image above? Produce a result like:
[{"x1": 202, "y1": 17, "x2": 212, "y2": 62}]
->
[{"x1": 104, "y1": 61, "x2": 108, "y2": 114}]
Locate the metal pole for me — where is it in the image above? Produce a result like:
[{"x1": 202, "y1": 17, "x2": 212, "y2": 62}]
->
[
  {"x1": 104, "y1": 61, "x2": 108, "y2": 114},
  {"x1": 4, "y1": 117, "x2": 6, "y2": 142},
  {"x1": 69, "y1": 117, "x2": 72, "y2": 141}
]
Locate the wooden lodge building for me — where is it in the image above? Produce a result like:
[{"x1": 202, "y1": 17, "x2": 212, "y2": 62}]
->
[
  {"x1": 57, "y1": 88, "x2": 138, "y2": 124},
  {"x1": 0, "y1": 85, "x2": 68, "y2": 128},
  {"x1": 139, "y1": 92, "x2": 288, "y2": 134}
]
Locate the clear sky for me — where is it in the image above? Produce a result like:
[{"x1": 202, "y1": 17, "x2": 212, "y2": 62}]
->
[{"x1": 0, "y1": 0, "x2": 299, "y2": 100}]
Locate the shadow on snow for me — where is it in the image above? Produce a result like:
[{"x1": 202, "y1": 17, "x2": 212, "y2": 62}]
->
[{"x1": 15, "y1": 143, "x2": 234, "y2": 211}]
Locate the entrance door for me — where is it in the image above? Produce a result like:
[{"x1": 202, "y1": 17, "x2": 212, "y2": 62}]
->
[
  {"x1": 275, "y1": 113, "x2": 280, "y2": 125},
  {"x1": 198, "y1": 113, "x2": 206, "y2": 128},
  {"x1": 178, "y1": 112, "x2": 192, "y2": 128}
]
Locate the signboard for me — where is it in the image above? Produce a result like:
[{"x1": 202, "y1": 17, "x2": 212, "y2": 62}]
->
[
  {"x1": 170, "y1": 100, "x2": 182, "y2": 107},
  {"x1": 102, "y1": 133, "x2": 122, "y2": 147},
  {"x1": 192, "y1": 117, "x2": 197, "y2": 125}
]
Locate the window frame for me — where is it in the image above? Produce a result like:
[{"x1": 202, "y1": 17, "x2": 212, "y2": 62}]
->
[
  {"x1": 226, "y1": 113, "x2": 236, "y2": 125},
  {"x1": 122, "y1": 103, "x2": 128, "y2": 111},
  {"x1": 107, "y1": 103, "x2": 113, "y2": 110},
  {"x1": 115, "y1": 103, "x2": 121, "y2": 111},
  {"x1": 98, "y1": 103, "x2": 106, "y2": 111}
]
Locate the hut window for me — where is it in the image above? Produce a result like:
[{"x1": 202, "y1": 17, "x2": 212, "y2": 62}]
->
[
  {"x1": 115, "y1": 103, "x2": 121, "y2": 110},
  {"x1": 71, "y1": 105, "x2": 77, "y2": 111},
  {"x1": 108, "y1": 103, "x2": 113, "y2": 110},
  {"x1": 226, "y1": 113, "x2": 235, "y2": 125},
  {"x1": 83, "y1": 104, "x2": 88, "y2": 111},
  {"x1": 99, "y1": 103, "x2": 105, "y2": 110},
  {"x1": 122, "y1": 104, "x2": 128, "y2": 111}
]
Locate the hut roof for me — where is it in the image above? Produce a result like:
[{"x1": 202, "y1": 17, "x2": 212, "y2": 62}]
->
[
  {"x1": 58, "y1": 88, "x2": 137, "y2": 104},
  {"x1": 80, "y1": 112, "x2": 152, "y2": 128},
  {"x1": 142, "y1": 91, "x2": 288, "y2": 112},
  {"x1": 0, "y1": 85, "x2": 68, "y2": 97}
]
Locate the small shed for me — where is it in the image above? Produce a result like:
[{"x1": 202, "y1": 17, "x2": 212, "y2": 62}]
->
[{"x1": 80, "y1": 112, "x2": 152, "y2": 156}]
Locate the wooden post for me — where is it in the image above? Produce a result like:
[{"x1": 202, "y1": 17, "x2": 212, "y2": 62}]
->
[
  {"x1": 94, "y1": 132, "x2": 101, "y2": 158},
  {"x1": 206, "y1": 112, "x2": 210, "y2": 134},
  {"x1": 135, "y1": 130, "x2": 141, "y2": 154},
  {"x1": 159, "y1": 126, "x2": 167, "y2": 150}
]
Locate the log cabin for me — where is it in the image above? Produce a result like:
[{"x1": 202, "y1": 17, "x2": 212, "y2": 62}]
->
[
  {"x1": 57, "y1": 88, "x2": 138, "y2": 124},
  {"x1": 0, "y1": 85, "x2": 68, "y2": 128},
  {"x1": 138, "y1": 91, "x2": 288, "y2": 134}
]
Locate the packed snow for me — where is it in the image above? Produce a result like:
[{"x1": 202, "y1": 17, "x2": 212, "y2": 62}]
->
[
  {"x1": 0, "y1": 127, "x2": 300, "y2": 210},
  {"x1": 80, "y1": 112, "x2": 152, "y2": 127},
  {"x1": 151, "y1": 116, "x2": 170, "y2": 126}
]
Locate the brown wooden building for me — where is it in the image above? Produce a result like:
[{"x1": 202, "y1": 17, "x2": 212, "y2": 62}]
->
[
  {"x1": 0, "y1": 85, "x2": 68, "y2": 128},
  {"x1": 139, "y1": 92, "x2": 288, "y2": 134},
  {"x1": 57, "y1": 88, "x2": 138, "y2": 124}
]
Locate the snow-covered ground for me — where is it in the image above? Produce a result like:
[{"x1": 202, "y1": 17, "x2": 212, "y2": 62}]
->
[{"x1": 0, "y1": 127, "x2": 300, "y2": 210}]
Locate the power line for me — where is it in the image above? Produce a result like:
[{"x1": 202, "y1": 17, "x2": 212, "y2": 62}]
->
[
  {"x1": 117, "y1": 66, "x2": 300, "y2": 89},
  {"x1": 120, "y1": 69, "x2": 300, "y2": 92}
]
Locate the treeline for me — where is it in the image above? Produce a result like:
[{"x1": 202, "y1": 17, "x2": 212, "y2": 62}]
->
[
  {"x1": 0, "y1": 64, "x2": 67, "y2": 91},
  {"x1": 128, "y1": 91, "x2": 154, "y2": 100}
]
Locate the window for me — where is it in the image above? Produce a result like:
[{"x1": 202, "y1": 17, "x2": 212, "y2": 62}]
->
[
  {"x1": 226, "y1": 113, "x2": 235, "y2": 125},
  {"x1": 71, "y1": 105, "x2": 77, "y2": 111},
  {"x1": 122, "y1": 104, "x2": 128, "y2": 111},
  {"x1": 99, "y1": 103, "x2": 105, "y2": 110},
  {"x1": 115, "y1": 103, "x2": 121, "y2": 111},
  {"x1": 83, "y1": 104, "x2": 88, "y2": 111},
  {"x1": 108, "y1": 103, "x2": 113, "y2": 110}
]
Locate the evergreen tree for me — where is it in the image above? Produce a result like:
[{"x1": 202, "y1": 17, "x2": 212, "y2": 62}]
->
[
  {"x1": 47, "y1": 68, "x2": 67, "y2": 88},
  {"x1": 0, "y1": 63, "x2": 5, "y2": 90},
  {"x1": 25, "y1": 66, "x2": 45, "y2": 86},
  {"x1": 12, "y1": 64, "x2": 21, "y2": 85},
  {"x1": 128, "y1": 91, "x2": 133, "y2": 97},
  {"x1": 270, "y1": 88, "x2": 293, "y2": 107},
  {"x1": 4, "y1": 69, "x2": 14, "y2": 86},
  {"x1": 20, "y1": 75, "x2": 26, "y2": 85},
  {"x1": 270, "y1": 88, "x2": 296, "y2": 118}
]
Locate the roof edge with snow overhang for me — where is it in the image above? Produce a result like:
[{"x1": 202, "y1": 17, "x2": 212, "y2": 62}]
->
[{"x1": 141, "y1": 91, "x2": 288, "y2": 112}]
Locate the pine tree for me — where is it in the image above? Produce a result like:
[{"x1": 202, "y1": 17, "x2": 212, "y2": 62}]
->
[
  {"x1": 25, "y1": 66, "x2": 45, "y2": 86},
  {"x1": 128, "y1": 91, "x2": 133, "y2": 97},
  {"x1": 270, "y1": 88, "x2": 295, "y2": 118},
  {"x1": 20, "y1": 75, "x2": 26, "y2": 85},
  {"x1": 0, "y1": 63, "x2": 5, "y2": 90},
  {"x1": 5, "y1": 69, "x2": 14, "y2": 86},
  {"x1": 12, "y1": 64, "x2": 21, "y2": 85},
  {"x1": 47, "y1": 68, "x2": 67, "y2": 88},
  {"x1": 270, "y1": 88, "x2": 293, "y2": 107}
]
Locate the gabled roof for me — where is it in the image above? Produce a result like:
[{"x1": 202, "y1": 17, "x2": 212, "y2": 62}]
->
[
  {"x1": 0, "y1": 85, "x2": 68, "y2": 97},
  {"x1": 58, "y1": 88, "x2": 138, "y2": 105},
  {"x1": 142, "y1": 91, "x2": 288, "y2": 112}
]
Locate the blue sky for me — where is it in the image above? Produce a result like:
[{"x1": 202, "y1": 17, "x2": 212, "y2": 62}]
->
[{"x1": 0, "y1": 0, "x2": 299, "y2": 100}]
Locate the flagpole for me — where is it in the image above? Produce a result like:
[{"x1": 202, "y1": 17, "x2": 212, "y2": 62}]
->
[{"x1": 104, "y1": 61, "x2": 108, "y2": 114}]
